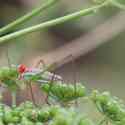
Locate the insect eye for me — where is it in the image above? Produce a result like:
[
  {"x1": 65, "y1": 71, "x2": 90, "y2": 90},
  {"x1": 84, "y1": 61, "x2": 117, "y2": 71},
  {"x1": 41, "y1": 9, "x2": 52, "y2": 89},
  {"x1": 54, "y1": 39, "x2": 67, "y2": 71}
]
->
[{"x1": 18, "y1": 64, "x2": 27, "y2": 74}]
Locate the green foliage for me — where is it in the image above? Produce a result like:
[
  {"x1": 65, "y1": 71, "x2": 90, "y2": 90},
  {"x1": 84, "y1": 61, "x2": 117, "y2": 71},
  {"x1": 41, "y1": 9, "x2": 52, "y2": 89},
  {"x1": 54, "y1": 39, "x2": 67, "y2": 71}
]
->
[
  {"x1": 1, "y1": 0, "x2": 125, "y2": 43},
  {"x1": 0, "y1": 0, "x2": 125, "y2": 125},
  {"x1": 41, "y1": 83, "x2": 86, "y2": 103},
  {"x1": 1, "y1": 86, "x2": 125, "y2": 125},
  {"x1": 0, "y1": 101, "x2": 94, "y2": 125},
  {"x1": 91, "y1": 90, "x2": 125, "y2": 125}
]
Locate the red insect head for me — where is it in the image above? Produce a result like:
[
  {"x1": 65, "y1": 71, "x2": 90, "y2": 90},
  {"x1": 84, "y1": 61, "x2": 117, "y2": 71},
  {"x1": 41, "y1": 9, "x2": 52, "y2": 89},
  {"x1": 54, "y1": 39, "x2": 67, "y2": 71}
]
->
[{"x1": 18, "y1": 64, "x2": 27, "y2": 74}]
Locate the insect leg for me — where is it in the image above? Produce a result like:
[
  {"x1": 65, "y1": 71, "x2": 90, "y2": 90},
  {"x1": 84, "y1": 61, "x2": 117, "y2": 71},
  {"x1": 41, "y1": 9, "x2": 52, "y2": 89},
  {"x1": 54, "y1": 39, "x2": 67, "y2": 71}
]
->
[
  {"x1": 106, "y1": 120, "x2": 108, "y2": 125},
  {"x1": 28, "y1": 81, "x2": 37, "y2": 106},
  {"x1": 68, "y1": 54, "x2": 78, "y2": 106},
  {"x1": 35, "y1": 59, "x2": 46, "y2": 69},
  {"x1": 45, "y1": 73, "x2": 56, "y2": 105},
  {"x1": 97, "y1": 118, "x2": 107, "y2": 125}
]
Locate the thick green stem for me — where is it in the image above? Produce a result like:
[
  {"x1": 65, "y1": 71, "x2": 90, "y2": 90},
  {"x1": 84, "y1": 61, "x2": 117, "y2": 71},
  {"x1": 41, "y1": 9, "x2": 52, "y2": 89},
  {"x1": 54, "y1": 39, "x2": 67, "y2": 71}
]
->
[
  {"x1": 0, "y1": 0, "x2": 58, "y2": 36},
  {"x1": 110, "y1": 0, "x2": 125, "y2": 9},
  {"x1": 11, "y1": 91, "x2": 17, "y2": 107},
  {"x1": 0, "y1": 2, "x2": 108, "y2": 44}
]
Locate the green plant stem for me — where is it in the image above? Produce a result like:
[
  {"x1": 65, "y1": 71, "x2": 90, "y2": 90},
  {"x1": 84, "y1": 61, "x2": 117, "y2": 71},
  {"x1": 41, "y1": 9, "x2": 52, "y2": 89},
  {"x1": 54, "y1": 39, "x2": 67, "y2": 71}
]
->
[
  {"x1": 110, "y1": 0, "x2": 125, "y2": 9},
  {"x1": 12, "y1": 91, "x2": 17, "y2": 107},
  {"x1": 97, "y1": 118, "x2": 107, "y2": 125},
  {"x1": 0, "y1": 0, "x2": 58, "y2": 36},
  {"x1": 0, "y1": 2, "x2": 108, "y2": 44}
]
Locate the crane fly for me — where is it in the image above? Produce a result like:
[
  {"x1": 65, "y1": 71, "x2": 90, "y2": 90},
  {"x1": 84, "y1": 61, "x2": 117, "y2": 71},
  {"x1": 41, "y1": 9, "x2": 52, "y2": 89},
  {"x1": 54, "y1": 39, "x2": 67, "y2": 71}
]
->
[
  {"x1": 0, "y1": 61, "x2": 62, "y2": 106},
  {"x1": 0, "y1": 54, "x2": 75, "y2": 88},
  {"x1": 0, "y1": 54, "x2": 75, "y2": 106},
  {"x1": 0, "y1": 63, "x2": 62, "y2": 89},
  {"x1": 19, "y1": 64, "x2": 62, "y2": 83}
]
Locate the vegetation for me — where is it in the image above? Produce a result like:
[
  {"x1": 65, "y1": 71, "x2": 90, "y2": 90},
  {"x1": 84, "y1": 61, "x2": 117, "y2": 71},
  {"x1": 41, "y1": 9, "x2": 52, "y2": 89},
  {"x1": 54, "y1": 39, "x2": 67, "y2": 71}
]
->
[{"x1": 0, "y1": 0, "x2": 125, "y2": 124}]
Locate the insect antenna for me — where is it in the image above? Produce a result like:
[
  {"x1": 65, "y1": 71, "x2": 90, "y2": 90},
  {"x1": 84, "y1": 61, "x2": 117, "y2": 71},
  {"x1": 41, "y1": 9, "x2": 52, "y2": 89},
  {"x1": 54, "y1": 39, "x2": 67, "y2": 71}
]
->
[
  {"x1": 45, "y1": 72, "x2": 56, "y2": 105},
  {"x1": 35, "y1": 55, "x2": 76, "y2": 81},
  {"x1": 37, "y1": 55, "x2": 74, "y2": 76},
  {"x1": 35, "y1": 59, "x2": 46, "y2": 69}
]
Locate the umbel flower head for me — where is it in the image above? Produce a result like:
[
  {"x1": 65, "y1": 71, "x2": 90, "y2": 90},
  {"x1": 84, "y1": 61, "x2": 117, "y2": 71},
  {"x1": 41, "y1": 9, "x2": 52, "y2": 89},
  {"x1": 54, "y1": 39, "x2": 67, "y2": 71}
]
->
[{"x1": 91, "y1": 90, "x2": 125, "y2": 125}]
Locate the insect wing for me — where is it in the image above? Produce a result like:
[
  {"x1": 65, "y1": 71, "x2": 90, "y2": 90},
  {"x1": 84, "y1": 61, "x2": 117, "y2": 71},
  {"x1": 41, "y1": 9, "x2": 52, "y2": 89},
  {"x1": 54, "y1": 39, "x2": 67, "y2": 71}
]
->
[
  {"x1": 22, "y1": 68, "x2": 62, "y2": 82},
  {"x1": 40, "y1": 71, "x2": 62, "y2": 81},
  {"x1": 22, "y1": 72, "x2": 41, "y2": 81}
]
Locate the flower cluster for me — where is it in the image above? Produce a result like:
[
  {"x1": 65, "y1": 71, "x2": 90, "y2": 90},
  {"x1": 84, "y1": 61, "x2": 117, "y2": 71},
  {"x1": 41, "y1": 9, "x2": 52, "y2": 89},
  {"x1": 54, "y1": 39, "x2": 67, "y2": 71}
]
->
[
  {"x1": 0, "y1": 101, "x2": 93, "y2": 125},
  {"x1": 91, "y1": 90, "x2": 125, "y2": 125}
]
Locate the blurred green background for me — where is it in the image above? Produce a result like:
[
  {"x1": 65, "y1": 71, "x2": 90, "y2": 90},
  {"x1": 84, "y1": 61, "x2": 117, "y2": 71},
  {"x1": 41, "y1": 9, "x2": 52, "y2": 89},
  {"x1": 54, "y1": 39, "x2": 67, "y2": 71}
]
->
[{"x1": 0, "y1": 0, "x2": 125, "y2": 105}]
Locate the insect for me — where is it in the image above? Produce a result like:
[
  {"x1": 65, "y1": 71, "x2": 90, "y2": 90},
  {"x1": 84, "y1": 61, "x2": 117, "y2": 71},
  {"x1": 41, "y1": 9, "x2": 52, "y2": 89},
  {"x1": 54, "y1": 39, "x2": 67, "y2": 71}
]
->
[
  {"x1": 0, "y1": 54, "x2": 78, "y2": 106},
  {"x1": 0, "y1": 63, "x2": 62, "y2": 87},
  {"x1": 0, "y1": 60, "x2": 62, "y2": 106},
  {"x1": 20, "y1": 63, "x2": 62, "y2": 83}
]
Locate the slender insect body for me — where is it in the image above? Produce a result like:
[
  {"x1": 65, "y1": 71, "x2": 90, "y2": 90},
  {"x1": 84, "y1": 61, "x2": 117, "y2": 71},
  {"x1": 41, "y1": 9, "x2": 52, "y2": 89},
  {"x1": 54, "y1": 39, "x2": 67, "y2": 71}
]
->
[
  {"x1": 0, "y1": 62, "x2": 62, "y2": 106},
  {"x1": 21, "y1": 67, "x2": 62, "y2": 83},
  {"x1": 0, "y1": 64, "x2": 62, "y2": 87}
]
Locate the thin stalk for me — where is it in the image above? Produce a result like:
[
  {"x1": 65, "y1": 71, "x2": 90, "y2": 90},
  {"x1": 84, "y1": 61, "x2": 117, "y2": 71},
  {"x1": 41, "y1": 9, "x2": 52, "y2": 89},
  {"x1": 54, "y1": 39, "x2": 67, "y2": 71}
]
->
[
  {"x1": 0, "y1": 1, "x2": 108, "y2": 44},
  {"x1": 0, "y1": 0, "x2": 58, "y2": 36},
  {"x1": 11, "y1": 91, "x2": 17, "y2": 107},
  {"x1": 29, "y1": 82, "x2": 36, "y2": 106},
  {"x1": 98, "y1": 118, "x2": 107, "y2": 125}
]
